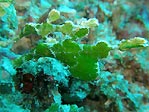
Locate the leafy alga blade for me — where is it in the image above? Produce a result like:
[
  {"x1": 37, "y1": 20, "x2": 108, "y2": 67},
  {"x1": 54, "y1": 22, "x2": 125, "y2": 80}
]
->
[
  {"x1": 34, "y1": 43, "x2": 53, "y2": 58},
  {"x1": 82, "y1": 42, "x2": 111, "y2": 59},
  {"x1": 20, "y1": 24, "x2": 37, "y2": 37},
  {"x1": 59, "y1": 21, "x2": 73, "y2": 35},
  {"x1": 72, "y1": 28, "x2": 89, "y2": 40},
  {"x1": 119, "y1": 37, "x2": 148, "y2": 51},
  {"x1": 80, "y1": 18, "x2": 99, "y2": 28},
  {"x1": 51, "y1": 39, "x2": 81, "y2": 66},
  {"x1": 70, "y1": 54, "x2": 98, "y2": 81},
  {"x1": 92, "y1": 42, "x2": 111, "y2": 59},
  {"x1": 36, "y1": 22, "x2": 54, "y2": 37},
  {"x1": 47, "y1": 9, "x2": 60, "y2": 23}
]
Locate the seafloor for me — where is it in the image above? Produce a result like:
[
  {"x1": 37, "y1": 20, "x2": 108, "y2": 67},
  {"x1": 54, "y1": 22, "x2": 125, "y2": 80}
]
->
[{"x1": 0, "y1": 0, "x2": 149, "y2": 112}]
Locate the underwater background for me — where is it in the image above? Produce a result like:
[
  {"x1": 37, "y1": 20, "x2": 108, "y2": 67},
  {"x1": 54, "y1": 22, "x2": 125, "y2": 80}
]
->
[{"x1": 0, "y1": 0, "x2": 149, "y2": 112}]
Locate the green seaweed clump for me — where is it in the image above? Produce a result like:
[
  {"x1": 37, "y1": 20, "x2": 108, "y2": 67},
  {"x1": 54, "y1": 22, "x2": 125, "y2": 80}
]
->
[{"x1": 14, "y1": 9, "x2": 111, "y2": 81}]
